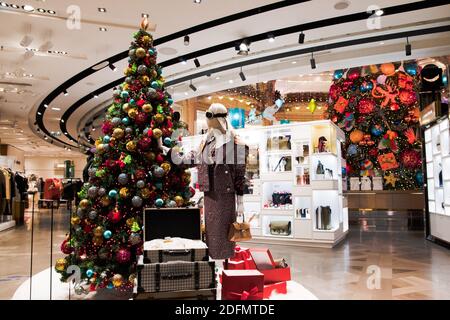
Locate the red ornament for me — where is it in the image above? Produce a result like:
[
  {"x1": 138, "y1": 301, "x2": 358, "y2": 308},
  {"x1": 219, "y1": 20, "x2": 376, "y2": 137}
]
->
[
  {"x1": 334, "y1": 96, "x2": 349, "y2": 113},
  {"x1": 357, "y1": 98, "x2": 376, "y2": 114},
  {"x1": 331, "y1": 115, "x2": 338, "y2": 123},
  {"x1": 390, "y1": 103, "x2": 400, "y2": 111},
  {"x1": 136, "y1": 246, "x2": 143, "y2": 256},
  {"x1": 156, "y1": 154, "x2": 164, "y2": 163},
  {"x1": 329, "y1": 84, "x2": 341, "y2": 101},
  {"x1": 135, "y1": 169, "x2": 147, "y2": 180},
  {"x1": 135, "y1": 112, "x2": 148, "y2": 126},
  {"x1": 83, "y1": 224, "x2": 93, "y2": 233},
  {"x1": 347, "y1": 68, "x2": 361, "y2": 81},
  {"x1": 399, "y1": 90, "x2": 417, "y2": 106},
  {"x1": 401, "y1": 149, "x2": 422, "y2": 169},
  {"x1": 369, "y1": 148, "x2": 378, "y2": 157},
  {"x1": 157, "y1": 91, "x2": 165, "y2": 100},
  {"x1": 342, "y1": 80, "x2": 353, "y2": 91},
  {"x1": 138, "y1": 137, "x2": 152, "y2": 151},
  {"x1": 189, "y1": 187, "x2": 196, "y2": 197},
  {"x1": 166, "y1": 119, "x2": 173, "y2": 129},
  {"x1": 137, "y1": 99, "x2": 145, "y2": 107},
  {"x1": 108, "y1": 209, "x2": 122, "y2": 224},
  {"x1": 90, "y1": 283, "x2": 96, "y2": 292},
  {"x1": 116, "y1": 248, "x2": 131, "y2": 264},
  {"x1": 147, "y1": 128, "x2": 153, "y2": 137},
  {"x1": 102, "y1": 121, "x2": 113, "y2": 134},
  {"x1": 61, "y1": 239, "x2": 73, "y2": 254}
]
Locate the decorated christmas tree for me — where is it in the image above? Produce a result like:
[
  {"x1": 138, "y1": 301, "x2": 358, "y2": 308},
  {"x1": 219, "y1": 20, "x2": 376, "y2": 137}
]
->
[
  {"x1": 55, "y1": 18, "x2": 194, "y2": 291},
  {"x1": 324, "y1": 62, "x2": 423, "y2": 190}
]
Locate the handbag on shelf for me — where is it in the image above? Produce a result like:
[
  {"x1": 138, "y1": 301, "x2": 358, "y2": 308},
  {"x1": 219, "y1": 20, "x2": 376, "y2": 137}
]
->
[
  {"x1": 228, "y1": 213, "x2": 252, "y2": 242},
  {"x1": 267, "y1": 136, "x2": 291, "y2": 151},
  {"x1": 271, "y1": 192, "x2": 292, "y2": 206},
  {"x1": 269, "y1": 221, "x2": 291, "y2": 236}
]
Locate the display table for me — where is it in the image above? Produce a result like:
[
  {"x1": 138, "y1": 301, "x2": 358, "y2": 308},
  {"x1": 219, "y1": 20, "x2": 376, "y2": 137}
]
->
[
  {"x1": 183, "y1": 121, "x2": 348, "y2": 248},
  {"x1": 345, "y1": 190, "x2": 424, "y2": 210},
  {"x1": 12, "y1": 267, "x2": 318, "y2": 300}
]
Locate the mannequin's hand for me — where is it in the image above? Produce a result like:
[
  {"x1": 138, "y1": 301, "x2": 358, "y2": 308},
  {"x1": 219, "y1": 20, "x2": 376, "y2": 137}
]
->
[
  {"x1": 236, "y1": 195, "x2": 244, "y2": 217},
  {"x1": 157, "y1": 137, "x2": 170, "y2": 155}
]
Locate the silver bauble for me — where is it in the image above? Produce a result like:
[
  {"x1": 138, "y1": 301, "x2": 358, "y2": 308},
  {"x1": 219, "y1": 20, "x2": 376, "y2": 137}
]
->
[{"x1": 132, "y1": 196, "x2": 143, "y2": 208}]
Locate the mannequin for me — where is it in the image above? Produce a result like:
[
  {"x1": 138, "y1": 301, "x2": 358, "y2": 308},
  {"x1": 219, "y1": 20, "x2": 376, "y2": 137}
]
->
[{"x1": 159, "y1": 103, "x2": 247, "y2": 259}]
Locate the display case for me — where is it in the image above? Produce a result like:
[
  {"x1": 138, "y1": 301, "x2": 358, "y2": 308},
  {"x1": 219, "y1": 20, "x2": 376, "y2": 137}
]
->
[
  {"x1": 424, "y1": 115, "x2": 450, "y2": 246},
  {"x1": 181, "y1": 120, "x2": 348, "y2": 248}
]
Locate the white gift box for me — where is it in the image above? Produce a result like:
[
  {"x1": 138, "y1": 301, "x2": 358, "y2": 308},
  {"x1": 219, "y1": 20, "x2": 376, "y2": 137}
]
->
[
  {"x1": 350, "y1": 177, "x2": 360, "y2": 191},
  {"x1": 372, "y1": 177, "x2": 383, "y2": 190},
  {"x1": 361, "y1": 177, "x2": 372, "y2": 191}
]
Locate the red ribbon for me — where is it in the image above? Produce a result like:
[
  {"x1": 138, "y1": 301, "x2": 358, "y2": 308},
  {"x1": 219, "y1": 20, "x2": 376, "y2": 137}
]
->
[
  {"x1": 234, "y1": 246, "x2": 252, "y2": 269},
  {"x1": 228, "y1": 286, "x2": 260, "y2": 300}
]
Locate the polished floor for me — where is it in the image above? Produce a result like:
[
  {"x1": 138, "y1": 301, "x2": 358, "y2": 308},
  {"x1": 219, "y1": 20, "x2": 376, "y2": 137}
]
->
[{"x1": 1, "y1": 206, "x2": 450, "y2": 300}]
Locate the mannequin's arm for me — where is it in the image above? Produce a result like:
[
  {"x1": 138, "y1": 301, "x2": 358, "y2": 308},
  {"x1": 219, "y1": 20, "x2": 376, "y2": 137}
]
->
[
  {"x1": 158, "y1": 137, "x2": 199, "y2": 168},
  {"x1": 236, "y1": 195, "x2": 244, "y2": 216}
]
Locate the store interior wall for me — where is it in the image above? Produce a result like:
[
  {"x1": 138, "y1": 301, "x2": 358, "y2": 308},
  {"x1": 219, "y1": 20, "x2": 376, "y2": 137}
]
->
[
  {"x1": 0, "y1": 145, "x2": 25, "y2": 172},
  {"x1": 24, "y1": 155, "x2": 87, "y2": 180}
]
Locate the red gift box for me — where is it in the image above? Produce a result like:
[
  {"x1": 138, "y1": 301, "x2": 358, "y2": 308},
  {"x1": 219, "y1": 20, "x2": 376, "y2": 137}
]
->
[
  {"x1": 222, "y1": 270, "x2": 264, "y2": 300},
  {"x1": 224, "y1": 258, "x2": 256, "y2": 270},
  {"x1": 263, "y1": 281, "x2": 287, "y2": 299},
  {"x1": 261, "y1": 267, "x2": 291, "y2": 284},
  {"x1": 249, "y1": 248, "x2": 276, "y2": 270},
  {"x1": 231, "y1": 246, "x2": 251, "y2": 261}
]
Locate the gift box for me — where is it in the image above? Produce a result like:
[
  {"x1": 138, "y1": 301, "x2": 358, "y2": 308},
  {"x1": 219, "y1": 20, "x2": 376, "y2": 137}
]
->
[
  {"x1": 249, "y1": 248, "x2": 276, "y2": 270},
  {"x1": 260, "y1": 267, "x2": 291, "y2": 284},
  {"x1": 263, "y1": 281, "x2": 287, "y2": 299},
  {"x1": 222, "y1": 270, "x2": 264, "y2": 300},
  {"x1": 231, "y1": 246, "x2": 250, "y2": 261},
  {"x1": 360, "y1": 177, "x2": 372, "y2": 191},
  {"x1": 224, "y1": 258, "x2": 256, "y2": 270}
]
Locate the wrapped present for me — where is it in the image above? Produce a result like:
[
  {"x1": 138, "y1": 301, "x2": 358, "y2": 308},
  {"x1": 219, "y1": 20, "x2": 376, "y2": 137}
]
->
[
  {"x1": 372, "y1": 177, "x2": 383, "y2": 190},
  {"x1": 361, "y1": 177, "x2": 372, "y2": 191},
  {"x1": 224, "y1": 258, "x2": 256, "y2": 270},
  {"x1": 222, "y1": 270, "x2": 264, "y2": 300},
  {"x1": 350, "y1": 177, "x2": 360, "y2": 191},
  {"x1": 260, "y1": 267, "x2": 291, "y2": 284},
  {"x1": 249, "y1": 248, "x2": 276, "y2": 270},
  {"x1": 263, "y1": 281, "x2": 287, "y2": 299},
  {"x1": 231, "y1": 246, "x2": 250, "y2": 261}
]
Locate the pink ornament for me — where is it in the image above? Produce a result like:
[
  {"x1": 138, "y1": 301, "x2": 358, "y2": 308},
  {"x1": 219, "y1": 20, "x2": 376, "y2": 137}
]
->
[
  {"x1": 102, "y1": 121, "x2": 113, "y2": 134},
  {"x1": 347, "y1": 68, "x2": 361, "y2": 81},
  {"x1": 116, "y1": 248, "x2": 131, "y2": 264},
  {"x1": 357, "y1": 98, "x2": 375, "y2": 114},
  {"x1": 377, "y1": 75, "x2": 387, "y2": 85},
  {"x1": 401, "y1": 149, "x2": 422, "y2": 169}
]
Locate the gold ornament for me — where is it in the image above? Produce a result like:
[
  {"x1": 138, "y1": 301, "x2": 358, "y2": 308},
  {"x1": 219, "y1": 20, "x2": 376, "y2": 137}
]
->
[
  {"x1": 119, "y1": 187, "x2": 130, "y2": 199},
  {"x1": 126, "y1": 218, "x2": 135, "y2": 227},
  {"x1": 384, "y1": 173, "x2": 398, "y2": 187},
  {"x1": 71, "y1": 216, "x2": 81, "y2": 225},
  {"x1": 140, "y1": 75, "x2": 150, "y2": 86},
  {"x1": 112, "y1": 128, "x2": 124, "y2": 139},
  {"x1": 174, "y1": 196, "x2": 184, "y2": 207},
  {"x1": 126, "y1": 141, "x2": 137, "y2": 152},
  {"x1": 151, "y1": 70, "x2": 158, "y2": 78},
  {"x1": 161, "y1": 162, "x2": 171, "y2": 174},
  {"x1": 141, "y1": 35, "x2": 151, "y2": 45},
  {"x1": 128, "y1": 108, "x2": 138, "y2": 119},
  {"x1": 95, "y1": 139, "x2": 102, "y2": 147},
  {"x1": 79, "y1": 199, "x2": 90, "y2": 210},
  {"x1": 123, "y1": 84, "x2": 129, "y2": 91},
  {"x1": 136, "y1": 47, "x2": 146, "y2": 58},
  {"x1": 55, "y1": 258, "x2": 67, "y2": 272},
  {"x1": 154, "y1": 114, "x2": 164, "y2": 123},
  {"x1": 124, "y1": 67, "x2": 133, "y2": 76},
  {"x1": 100, "y1": 196, "x2": 111, "y2": 207},
  {"x1": 153, "y1": 128, "x2": 163, "y2": 139},
  {"x1": 142, "y1": 104, "x2": 153, "y2": 113},
  {"x1": 122, "y1": 103, "x2": 130, "y2": 113},
  {"x1": 140, "y1": 187, "x2": 151, "y2": 199},
  {"x1": 112, "y1": 274, "x2": 124, "y2": 287},
  {"x1": 110, "y1": 137, "x2": 116, "y2": 145},
  {"x1": 92, "y1": 236, "x2": 103, "y2": 246},
  {"x1": 96, "y1": 144, "x2": 105, "y2": 153},
  {"x1": 128, "y1": 273, "x2": 136, "y2": 283},
  {"x1": 93, "y1": 226, "x2": 104, "y2": 237}
]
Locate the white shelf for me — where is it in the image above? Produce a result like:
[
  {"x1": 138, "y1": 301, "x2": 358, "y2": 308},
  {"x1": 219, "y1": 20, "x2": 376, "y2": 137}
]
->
[
  {"x1": 312, "y1": 152, "x2": 337, "y2": 157},
  {"x1": 266, "y1": 150, "x2": 292, "y2": 155},
  {"x1": 313, "y1": 227, "x2": 339, "y2": 233},
  {"x1": 243, "y1": 194, "x2": 261, "y2": 201},
  {"x1": 261, "y1": 209, "x2": 293, "y2": 215},
  {"x1": 260, "y1": 172, "x2": 293, "y2": 181},
  {"x1": 295, "y1": 218, "x2": 311, "y2": 221},
  {"x1": 310, "y1": 180, "x2": 339, "y2": 189}
]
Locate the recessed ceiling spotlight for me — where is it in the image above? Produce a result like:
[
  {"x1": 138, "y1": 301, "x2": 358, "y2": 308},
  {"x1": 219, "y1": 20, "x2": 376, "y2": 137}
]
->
[
  {"x1": 94, "y1": 94, "x2": 98, "y2": 99},
  {"x1": 267, "y1": 33, "x2": 275, "y2": 43},
  {"x1": 98, "y1": 8, "x2": 106, "y2": 12},
  {"x1": 10, "y1": 4, "x2": 19, "y2": 9},
  {"x1": 292, "y1": 61, "x2": 297, "y2": 64},
  {"x1": 37, "y1": 112, "x2": 42, "y2": 115},
  {"x1": 215, "y1": 76, "x2": 221, "y2": 80},
  {"x1": 375, "y1": 9, "x2": 384, "y2": 16},
  {"x1": 142, "y1": 13, "x2": 149, "y2": 18},
  {"x1": 36, "y1": 8, "x2": 45, "y2": 13},
  {"x1": 43, "y1": 104, "x2": 48, "y2": 108},
  {"x1": 0, "y1": 2, "x2": 8, "y2": 7},
  {"x1": 379, "y1": 41, "x2": 385, "y2": 45},
  {"x1": 22, "y1": 5, "x2": 34, "y2": 12},
  {"x1": 194, "y1": 58, "x2": 200, "y2": 68},
  {"x1": 108, "y1": 63, "x2": 117, "y2": 72},
  {"x1": 334, "y1": 0, "x2": 350, "y2": 10},
  {"x1": 184, "y1": 35, "x2": 190, "y2": 46},
  {"x1": 61, "y1": 119, "x2": 65, "y2": 123},
  {"x1": 298, "y1": 32, "x2": 305, "y2": 44},
  {"x1": 236, "y1": 40, "x2": 250, "y2": 56},
  {"x1": 184, "y1": 92, "x2": 188, "y2": 96},
  {"x1": 99, "y1": 27, "x2": 107, "y2": 32},
  {"x1": 229, "y1": 79, "x2": 234, "y2": 84},
  {"x1": 51, "y1": 107, "x2": 61, "y2": 111},
  {"x1": 47, "y1": 10, "x2": 56, "y2": 14},
  {"x1": 63, "y1": 89, "x2": 68, "y2": 96},
  {"x1": 181, "y1": 59, "x2": 187, "y2": 65},
  {"x1": 193, "y1": 0, "x2": 201, "y2": 3}
]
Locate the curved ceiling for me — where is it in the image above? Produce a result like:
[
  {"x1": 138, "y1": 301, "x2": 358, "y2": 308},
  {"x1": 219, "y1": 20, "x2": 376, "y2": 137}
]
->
[{"x1": 0, "y1": 0, "x2": 450, "y2": 155}]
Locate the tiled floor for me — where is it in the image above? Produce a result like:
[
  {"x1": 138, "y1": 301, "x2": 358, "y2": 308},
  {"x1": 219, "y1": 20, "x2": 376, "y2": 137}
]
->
[{"x1": 1, "y1": 207, "x2": 450, "y2": 300}]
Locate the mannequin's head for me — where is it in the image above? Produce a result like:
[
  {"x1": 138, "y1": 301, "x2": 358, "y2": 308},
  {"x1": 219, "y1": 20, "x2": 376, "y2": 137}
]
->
[{"x1": 206, "y1": 103, "x2": 229, "y2": 134}]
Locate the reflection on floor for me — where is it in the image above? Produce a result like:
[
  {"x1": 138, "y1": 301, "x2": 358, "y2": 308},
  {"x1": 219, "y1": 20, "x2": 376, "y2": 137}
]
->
[{"x1": 0, "y1": 208, "x2": 449, "y2": 300}]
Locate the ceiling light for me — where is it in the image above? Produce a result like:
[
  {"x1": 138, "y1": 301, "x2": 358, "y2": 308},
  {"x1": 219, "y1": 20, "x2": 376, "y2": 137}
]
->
[
  {"x1": 43, "y1": 104, "x2": 48, "y2": 108},
  {"x1": 193, "y1": 0, "x2": 201, "y2": 3},
  {"x1": 267, "y1": 33, "x2": 275, "y2": 43},
  {"x1": 375, "y1": 9, "x2": 384, "y2": 16},
  {"x1": 405, "y1": 37, "x2": 411, "y2": 56},
  {"x1": 218, "y1": 96, "x2": 224, "y2": 100},
  {"x1": 229, "y1": 79, "x2": 234, "y2": 84},
  {"x1": 99, "y1": 27, "x2": 107, "y2": 32},
  {"x1": 208, "y1": 96, "x2": 212, "y2": 100},
  {"x1": 37, "y1": 112, "x2": 42, "y2": 116},
  {"x1": 61, "y1": 119, "x2": 65, "y2": 123},
  {"x1": 181, "y1": 59, "x2": 187, "y2": 65},
  {"x1": 292, "y1": 61, "x2": 297, "y2": 64},
  {"x1": 298, "y1": 32, "x2": 305, "y2": 44},
  {"x1": 36, "y1": 8, "x2": 45, "y2": 13},
  {"x1": 64, "y1": 132, "x2": 68, "y2": 135},
  {"x1": 98, "y1": 8, "x2": 106, "y2": 12},
  {"x1": 109, "y1": 63, "x2": 117, "y2": 72},
  {"x1": 194, "y1": 58, "x2": 200, "y2": 68},
  {"x1": 334, "y1": 1, "x2": 350, "y2": 10},
  {"x1": 236, "y1": 40, "x2": 250, "y2": 56},
  {"x1": 0, "y1": 2, "x2": 8, "y2": 7},
  {"x1": 47, "y1": 10, "x2": 56, "y2": 14},
  {"x1": 10, "y1": 4, "x2": 19, "y2": 9},
  {"x1": 51, "y1": 107, "x2": 61, "y2": 111},
  {"x1": 142, "y1": 13, "x2": 149, "y2": 18},
  {"x1": 94, "y1": 94, "x2": 98, "y2": 99},
  {"x1": 310, "y1": 52, "x2": 316, "y2": 69},
  {"x1": 184, "y1": 92, "x2": 188, "y2": 96},
  {"x1": 239, "y1": 67, "x2": 246, "y2": 82},
  {"x1": 215, "y1": 76, "x2": 221, "y2": 80},
  {"x1": 92, "y1": 127, "x2": 96, "y2": 131},
  {"x1": 189, "y1": 80, "x2": 197, "y2": 92},
  {"x1": 22, "y1": 5, "x2": 34, "y2": 12},
  {"x1": 20, "y1": 35, "x2": 33, "y2": 47},
  {"x1": 184, "y1": 35, "x2": 190, "y2": 46},
  {"x1": 63, "y1": 90, "x2": 68, "y2": 96},
  {"x1": 44, "y1": 136, "x2": 48, "y2": 140}
]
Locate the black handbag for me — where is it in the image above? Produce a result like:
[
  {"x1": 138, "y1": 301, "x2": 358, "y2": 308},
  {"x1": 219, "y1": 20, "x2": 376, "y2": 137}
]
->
[
  {"x1": 272, "y1": 192, "x2": 292, "y2": 206},
  {"x1": 315, "y1": 206, "x2": 332, "y2": 230}
]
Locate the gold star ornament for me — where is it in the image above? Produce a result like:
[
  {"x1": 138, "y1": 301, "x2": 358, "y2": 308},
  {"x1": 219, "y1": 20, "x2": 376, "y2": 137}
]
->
[{"x1": 384, "y1": 172, "x2": 398, "y2": 187}]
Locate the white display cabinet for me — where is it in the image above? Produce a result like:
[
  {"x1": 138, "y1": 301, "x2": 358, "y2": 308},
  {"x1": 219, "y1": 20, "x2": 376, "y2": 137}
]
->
[
  {"x1": 182, "y1": 120, "x2": 348, "y2": 248},
  {"x1": 424, "y1": 116, "x2": 450, "y2": 244}
]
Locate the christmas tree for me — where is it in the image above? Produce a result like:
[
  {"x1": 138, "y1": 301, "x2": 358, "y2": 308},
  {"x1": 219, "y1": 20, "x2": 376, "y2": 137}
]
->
[
  {"x1": 324, "y1": 62, "x2": 423, "y2": 190},
  {"x1": 55, "y1": 18, "x2": 194, "y2": 291}
]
